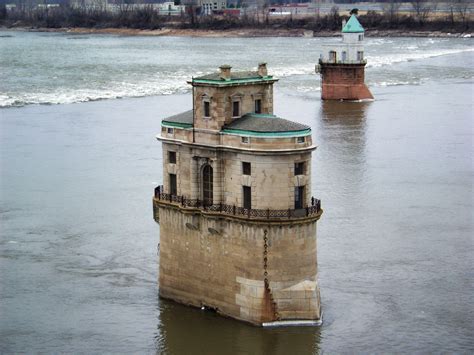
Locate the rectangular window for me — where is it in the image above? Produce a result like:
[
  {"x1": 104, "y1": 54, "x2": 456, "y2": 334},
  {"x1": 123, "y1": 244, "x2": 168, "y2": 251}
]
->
[
  {"x1": 168, "y1": 151, "x2": 176, "y2": 164},
  {"x1": 167, "y1": 127, "x2": 174, "y2": 134},
  {"x1": 342, "y1": 51, "x2": 347, "y2": 62},
  {"x1": 329, "y1": 51, "x2": 336, "y2": 62},
  {"x1": 169, "y1": 173, "x2": 177, "y2": 196},
  {"x1": 295, "y1": 162, "x2": 305, "y2": 175},
  {"x1": 294, "y1": 186, "x2": 304, "y2": 209},
  {"x1": 241, "y1": 136, "x2": 249, "y2": 144},
  {"x1": 357, "y1": 51, "x2": 364, "y2": 61},
  {"x1": 243, "y1": 186, "x2": 251, "y2": 210},
  {"x1": 232, "y1": 101, "x2": 240, "y2": 117},
  {"x1": 204, "y1": 101, "x2": 210, "y2": 117},
  {"x1": 359, "y1": 34, "x2": 364, "y2": 41},
  {"x1": 242, "y1": 162, "x2": 251, "y2": 175},
  {"x1": 254, "y1": 99, "x2": 262, "y2": 114},
  {"x1": 297, "y1": 136, "x2": 305, "y2": 144}
]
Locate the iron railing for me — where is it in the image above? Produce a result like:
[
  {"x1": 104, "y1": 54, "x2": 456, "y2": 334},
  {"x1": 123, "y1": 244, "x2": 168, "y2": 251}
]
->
[
  {"x1": 154, "y1": 185, "x2": 321, "y2": 220},
  {"x1": 319, "y1": 58, "x2": 367, "y2": 65}
]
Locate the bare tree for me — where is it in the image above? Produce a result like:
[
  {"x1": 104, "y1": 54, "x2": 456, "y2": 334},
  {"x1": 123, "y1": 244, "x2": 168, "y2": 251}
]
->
[
  {"x1": 382, "y1": 0, "x2": 400, "y2": 25},
  {"x1": 455, "y1": 0, "x2": 469, "y2": 26},
  {"x1": 410, "y1": 0, "x2": 436, "y2": 25}
]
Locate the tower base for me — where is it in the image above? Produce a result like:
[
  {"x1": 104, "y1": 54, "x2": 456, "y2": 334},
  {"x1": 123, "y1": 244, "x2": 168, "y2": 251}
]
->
[
  {"x1": 155, "y1": 201, "x2": 323, "y2": 326},
  {"x1": 318, "y1": 62, "x2": 374, "y2": 101},
  {"x1": 321, "y1": 83, "x2": 373, "y2": 101}
]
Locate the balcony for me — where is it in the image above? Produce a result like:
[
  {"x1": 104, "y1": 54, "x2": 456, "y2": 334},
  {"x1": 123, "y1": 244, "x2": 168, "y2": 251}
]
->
[
  {"x1": 318, "y1": 58, "x2": 367, "y2": 65},
  {"x1": 153, "y1": 186, "x2": 322, "y2": 222}
]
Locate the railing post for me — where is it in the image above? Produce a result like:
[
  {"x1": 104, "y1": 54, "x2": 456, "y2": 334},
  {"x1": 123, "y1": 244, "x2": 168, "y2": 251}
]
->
[
  {"x1": 288, "y1": 209, "x2": 291, "y2": 219},
  {"x1": 169, "y1": 193, "x2": 172, "y2": 203},
  {"x1": 311, "y1": 197, "x2": 315, "y2": 206},
  {"x1": 248, "y1": 208, "x2": 250, "y2": 219},
  {"x1": 233, "y1": 205, "x2": 236, "y2": 215},
  {"x1": 306, "y1": 207, "x2": 309, "y2": 217},
  {"x1": 267, "y1": 209, "x2": 270, "y2": 219}
]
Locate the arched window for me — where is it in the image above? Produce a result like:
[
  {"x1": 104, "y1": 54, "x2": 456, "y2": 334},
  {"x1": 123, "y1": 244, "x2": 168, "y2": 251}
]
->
[{"x1": 202, "y1": 165, "x2": 213, "y2": 206}]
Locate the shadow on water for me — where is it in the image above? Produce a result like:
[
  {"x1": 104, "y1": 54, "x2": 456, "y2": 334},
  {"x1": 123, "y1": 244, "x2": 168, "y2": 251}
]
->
[{"x1": 156, "y1": 298, "x2": 322, "y2": 355}]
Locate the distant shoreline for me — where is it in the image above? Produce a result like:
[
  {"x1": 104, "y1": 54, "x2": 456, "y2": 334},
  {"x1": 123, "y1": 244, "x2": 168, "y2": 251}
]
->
[{"x1": 2, "y1": 26, "x2": 472, "y2": 38}]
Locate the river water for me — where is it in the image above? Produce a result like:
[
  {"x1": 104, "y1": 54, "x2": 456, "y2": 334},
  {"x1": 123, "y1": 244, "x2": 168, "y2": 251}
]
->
[{"x1": 0, "y1": 31, "x2": 473, "y2": 353}]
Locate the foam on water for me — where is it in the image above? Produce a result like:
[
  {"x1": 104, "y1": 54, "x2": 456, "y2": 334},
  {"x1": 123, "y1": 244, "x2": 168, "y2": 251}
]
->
[
  {"x1": 366, "y1": 47, "x2": 474, "y2": 68},
  {"x1": 1, "y1": 34, "x2": 472, "y2": 108}
]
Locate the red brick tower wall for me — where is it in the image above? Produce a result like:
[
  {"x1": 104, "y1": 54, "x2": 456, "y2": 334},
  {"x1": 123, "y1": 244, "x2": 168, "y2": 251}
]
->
[{"x1": 320, "y1": 63, "x2": 373, "y2": 100}]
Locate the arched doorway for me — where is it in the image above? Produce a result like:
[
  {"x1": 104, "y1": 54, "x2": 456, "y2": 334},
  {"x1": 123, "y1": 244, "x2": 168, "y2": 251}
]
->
[{"x1": 202, "y1": 165, "x2": 213, "y2": 206}]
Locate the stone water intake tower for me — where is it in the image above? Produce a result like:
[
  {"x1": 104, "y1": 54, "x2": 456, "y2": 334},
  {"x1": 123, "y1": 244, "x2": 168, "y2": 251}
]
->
[
  {"x1": 153, "y1": 63, "x2": 323, "y2": 326},
  {"x1": 316, "y1": 14, "x2": 374, "y2": 100}
]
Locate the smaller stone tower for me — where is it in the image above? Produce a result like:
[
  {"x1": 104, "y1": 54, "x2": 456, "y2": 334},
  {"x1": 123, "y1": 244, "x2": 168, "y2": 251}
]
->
[{"x1": 316, "y1": 14, "x2": 373, "y2": 100}]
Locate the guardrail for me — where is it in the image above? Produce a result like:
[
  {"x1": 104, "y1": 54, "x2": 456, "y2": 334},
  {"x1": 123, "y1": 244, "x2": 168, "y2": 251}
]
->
[
  {"x1": 319, "y1": 58, "x2": 367, "y2": 65},
  {"x1": 154, "y1": 185, "x2": 321, "y2": 220}
]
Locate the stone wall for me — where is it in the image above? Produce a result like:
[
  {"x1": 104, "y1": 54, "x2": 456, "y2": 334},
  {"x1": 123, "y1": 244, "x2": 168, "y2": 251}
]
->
[
  {"x1": 193, "y1": 83, "x2": 274, "y2": 131},
  {"x1": 158, "y1": 205, "x2": 321, "y2": 325},
  {"x1": 162, "y1": 142, "x2": 314, "y2": 210},
  {"x1": 321, "y1": 63, "x2": 373, "y2": 100}
]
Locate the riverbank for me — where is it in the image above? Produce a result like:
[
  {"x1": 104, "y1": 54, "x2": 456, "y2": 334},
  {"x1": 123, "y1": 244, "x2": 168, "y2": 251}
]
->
[{"x1": 2, "y1": 25, "x2": 472, "y2": 38}]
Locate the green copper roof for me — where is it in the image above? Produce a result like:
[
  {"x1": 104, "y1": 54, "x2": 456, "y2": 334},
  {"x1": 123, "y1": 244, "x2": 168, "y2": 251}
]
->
[
  {"x1": 222, "y1": 113, "x2": 311, "y2": 137},
  {"x1": 162, "y1": 109, "x2": 193, "y2": 128},
  {"x1": 191, "y1": 70, "x2": 277, "y2": 86},
  {"x1": 342, "y1": 14, "x2": 364, "y2": 33},
  {"x1": 160, "y1": 111, "x2": 311, "y2": 137}
]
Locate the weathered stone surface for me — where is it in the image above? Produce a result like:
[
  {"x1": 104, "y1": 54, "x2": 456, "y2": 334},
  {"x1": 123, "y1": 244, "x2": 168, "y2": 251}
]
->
[
  {"x1": 158, "y1": 207, "x2": 321, "y2": 325},
  {"x1": 320, "y1": 63, "x2": 373, "y2": 100}
]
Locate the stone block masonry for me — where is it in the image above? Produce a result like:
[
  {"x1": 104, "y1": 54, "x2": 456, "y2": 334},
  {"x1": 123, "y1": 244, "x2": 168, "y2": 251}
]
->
[
  {"x1": 158, "y1": 205, "x2": 322, "y2": 325},
  {"x1": 320, "y1": 63, "x2": 373, "y2": 101}
]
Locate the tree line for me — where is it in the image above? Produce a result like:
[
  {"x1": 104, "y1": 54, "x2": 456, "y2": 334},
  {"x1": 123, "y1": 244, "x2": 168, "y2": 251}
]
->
[{"x1": 0, "y1": 2, "x2": 471, "y2": 32}]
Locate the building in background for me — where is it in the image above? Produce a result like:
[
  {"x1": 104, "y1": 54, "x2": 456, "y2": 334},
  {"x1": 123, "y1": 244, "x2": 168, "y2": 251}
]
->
[{"x1": 316, "y1": 14, "x2": 374, "y2": 100}]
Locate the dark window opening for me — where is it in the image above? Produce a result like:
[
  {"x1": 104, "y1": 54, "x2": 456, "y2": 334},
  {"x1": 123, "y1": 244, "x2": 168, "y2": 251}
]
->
[
  {"x1": 167, "y1": 127, "x2": 174, "y2": 134},
  {"x1": 204, "y1": 101, "x2": 210, "y2": 117},
  {"x1": 255, "y1": 99, "x2": 262, "y2": 114},
  {"x1": 242, "y1": 162, "x2": 251, "y2": 175},
  {"x1": 297, "y1": 136, "x2": 305, "y2": 143},
  {"x1": 169, "y1": 173, "x2": 177, "y2": 196},
  {"x1": 241, "y1": 136, "x2": 249, "y2": 144},
  {"x1": 243, "y1": 186, "x2": 251, "y2": 210},
  {"x1": 169, "y1": 151, "x2": 176, "y2": 164},
  {"x1": 295, "y1": 186, "x2": 304, "y2": 209},
  {"x1": 202, "y1": 165, "x2": 213, "y2": 205},
  {"x1": 233, "y1": 101, "x2": 240, "y2": 117},
  {"x1": 295, "y1": 162, "x2": 305, "y2": 175}
]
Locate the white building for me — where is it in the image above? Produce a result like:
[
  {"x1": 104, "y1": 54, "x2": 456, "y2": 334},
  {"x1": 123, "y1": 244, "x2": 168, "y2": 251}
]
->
[
  {"x1": 156, "y1": 2, "x2": 185, "y2": 16},
  {"x1": 198, "y1": 0, "x2": 226, "y2": 15},
  {"x1": 320, "y1": 14, "x2": 366, "y2": 64}
]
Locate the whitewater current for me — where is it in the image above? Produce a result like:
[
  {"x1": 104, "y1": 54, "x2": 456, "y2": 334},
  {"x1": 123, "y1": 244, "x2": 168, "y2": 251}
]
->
[{"x1": 0, "y1": 32, "x2": 473, "y2": 107}]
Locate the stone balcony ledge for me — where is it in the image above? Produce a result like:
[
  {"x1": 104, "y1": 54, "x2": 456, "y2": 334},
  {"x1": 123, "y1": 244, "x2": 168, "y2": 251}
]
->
[{"x1": 153, "y1": 186, "x2": 322, "y2": 223}]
